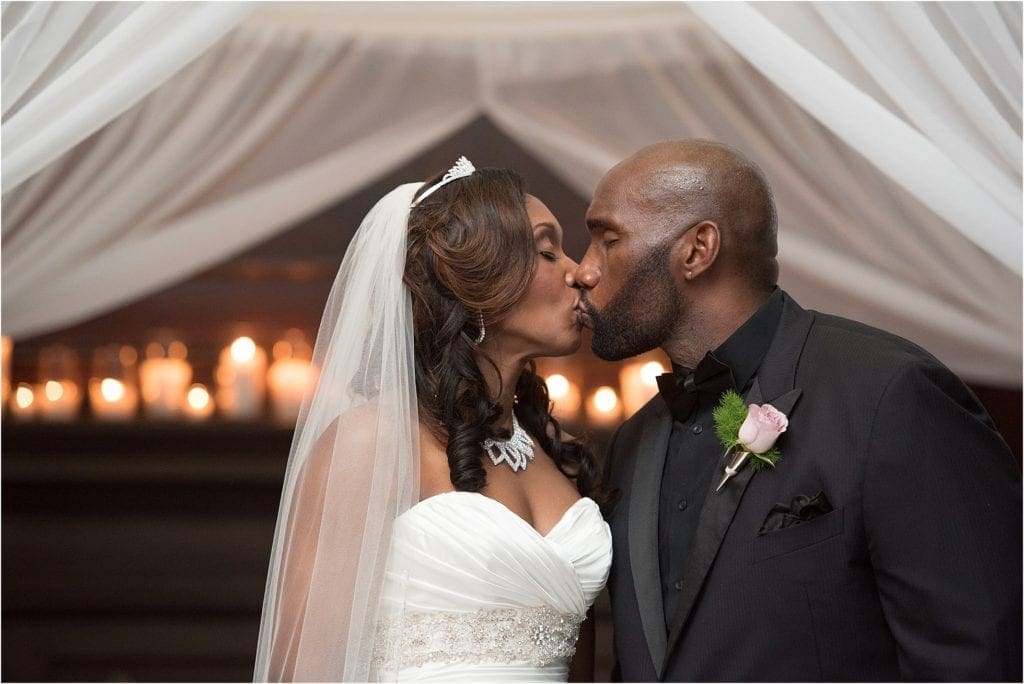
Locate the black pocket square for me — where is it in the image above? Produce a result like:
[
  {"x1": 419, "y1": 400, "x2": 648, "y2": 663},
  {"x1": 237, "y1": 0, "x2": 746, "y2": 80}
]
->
[{"x1": 759, "y1": 491, "x2": 833, "y2": 535}]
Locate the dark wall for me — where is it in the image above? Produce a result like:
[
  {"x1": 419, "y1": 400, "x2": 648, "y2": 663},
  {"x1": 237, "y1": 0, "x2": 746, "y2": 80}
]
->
[{"x1": 2, "y1": 424, "x2": 290, "y2": 682}]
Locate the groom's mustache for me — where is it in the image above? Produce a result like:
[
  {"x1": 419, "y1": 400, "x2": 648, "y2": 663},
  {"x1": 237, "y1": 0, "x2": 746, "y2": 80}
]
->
[{"x1": 577, "y1": 291, "x2": 597, "y2": 328}]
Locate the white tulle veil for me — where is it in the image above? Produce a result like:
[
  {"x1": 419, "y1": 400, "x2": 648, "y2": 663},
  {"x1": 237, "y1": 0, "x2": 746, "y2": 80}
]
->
[{"x1": 253, "y1": 183, "x2": 422, "y2": 681}]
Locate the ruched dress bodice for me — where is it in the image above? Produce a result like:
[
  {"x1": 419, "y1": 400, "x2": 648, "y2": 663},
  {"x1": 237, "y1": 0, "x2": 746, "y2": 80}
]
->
[{"x1": 373, "y1": 491, "x2": 612, "y2": 681}]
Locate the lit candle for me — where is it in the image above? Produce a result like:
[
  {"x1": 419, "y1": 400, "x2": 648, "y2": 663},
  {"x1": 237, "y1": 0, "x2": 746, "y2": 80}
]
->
[
  {"x1": 36, "y1": 344, "x2": 82, "y2": 422},
  {"x1": 620, "y1": 358, "x2": 667, "y2": 417},
  {"x1": 2, "y1": 335, "x2": 12, "y2": 407},
  {"x1": 267, "y1": 358, "x2": 312, "y2": 425},
  {"x1": 216, "y1": 336, "x2": 267, "y2": 421},
  {"x1": 10, "y1": 383, "x2": 36, "y2": 421},
  {"x1": 544, "y1": 372, "x2": 582, "y2": 420},
  {"x1": 184, "y1": 383, "x2": 215, "y2": 421},
  {"x1": 37, "y1": 379, "x2": 82, "y2": 422},
  {"x1": 586, "y1": 385, "x2": 622, "y2": 427},
  {"x1": 267, "y1": 330, "x2": 313, "y2": 426},
  {"x1": 89, "y1": 344, "x2": 140, "y2": 422},
  {"x1": 139, "y1": 338, "x2": 192, "y2": 419},
  {"x1": 89, "y1": 377, "x2": 139, "y2": 422}
]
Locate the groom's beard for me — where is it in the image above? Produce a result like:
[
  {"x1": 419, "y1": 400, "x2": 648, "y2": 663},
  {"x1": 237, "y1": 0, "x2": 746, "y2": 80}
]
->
[{"x1": 583, "y1": 243, "x2": 680, "y2": 361}]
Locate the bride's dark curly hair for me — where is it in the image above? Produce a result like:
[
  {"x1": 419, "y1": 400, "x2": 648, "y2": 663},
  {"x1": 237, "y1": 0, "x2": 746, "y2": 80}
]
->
[{"x1": 404, "y1": 167, "x2": 599, "y2": 499}]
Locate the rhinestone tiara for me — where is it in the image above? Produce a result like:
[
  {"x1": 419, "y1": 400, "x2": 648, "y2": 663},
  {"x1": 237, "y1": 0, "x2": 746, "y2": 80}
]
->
[{"x1": 410, "y1": 156, "x2": 476, "y2": 208}]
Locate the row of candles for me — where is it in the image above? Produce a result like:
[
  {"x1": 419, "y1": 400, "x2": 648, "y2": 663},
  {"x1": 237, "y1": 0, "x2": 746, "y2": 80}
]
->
[
  {"x1": 1, "y1": 330, "x2": 315, "y2": 425},
  {"x1": 0, "y1": 332, "x2": 667, "y2": 427},
  {"x1": 541, "y1": 357, "x2": 666, "y2": 426}
]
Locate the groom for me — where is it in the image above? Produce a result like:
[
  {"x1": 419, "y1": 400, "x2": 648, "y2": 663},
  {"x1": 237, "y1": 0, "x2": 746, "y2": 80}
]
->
[{"x1": 575, "y1": 140, "x2": 1022, "y2": 681}]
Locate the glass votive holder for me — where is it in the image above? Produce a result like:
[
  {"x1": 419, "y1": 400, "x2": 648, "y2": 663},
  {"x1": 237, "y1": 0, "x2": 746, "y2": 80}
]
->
[
  {"x1": 36, "y1": 344, "x2": 82, "y2": 422},
  {"x1": 89, "y1": 344, "x2": 140, "y2": 422},
  {"x1": 619, "y1": 355, "x2": 668, "y2": 418},
  {"x1": 216, "y1": 336, "x2": 267, "y2": 421},
  {"x1": 586, "y1": 385, "x2": 622, "y2": 427},
  {"x1": 139, "y1": 333, "x2": 192, "y2": 420},
  {"x1": 267, "y1": 329, "x2": 314, "y2": 426},
  {"x1": 544, "y1": 372, "x2": 582, "y2": 421}
]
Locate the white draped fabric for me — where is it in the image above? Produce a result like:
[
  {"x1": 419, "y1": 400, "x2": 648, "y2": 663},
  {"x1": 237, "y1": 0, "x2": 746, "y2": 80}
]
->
[
  {"x1": 690, "y1": 2, "x2": 1022, "y2": 275},
  {"x1": 2, "y1": 2, "x2": 1020, "y2": 386},
  {"x1": 1, "y1": 1, "x2": 252, "y2": 190}
]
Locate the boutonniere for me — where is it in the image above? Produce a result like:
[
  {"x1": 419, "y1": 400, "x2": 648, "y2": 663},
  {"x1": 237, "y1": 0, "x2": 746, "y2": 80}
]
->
[{"x1": 713, "y1": 390, "x2": 788, "y2": 492}]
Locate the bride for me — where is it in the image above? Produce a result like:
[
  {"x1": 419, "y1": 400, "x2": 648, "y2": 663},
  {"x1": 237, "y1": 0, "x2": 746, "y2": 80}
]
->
[{"x1": 253, "y1": 158, "x2": 612, "y2": 682}]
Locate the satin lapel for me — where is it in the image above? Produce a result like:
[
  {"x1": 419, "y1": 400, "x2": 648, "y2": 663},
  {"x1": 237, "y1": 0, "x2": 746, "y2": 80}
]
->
[
  {"x1": 659, "y1": 294, "x2": 814, "y2": 678},
  {"x1": 751, "y1": 293, "x2": 815, "y2": 407},
  {"x1": 628, "y1": 400, "x2": 673, "y2": 671}
]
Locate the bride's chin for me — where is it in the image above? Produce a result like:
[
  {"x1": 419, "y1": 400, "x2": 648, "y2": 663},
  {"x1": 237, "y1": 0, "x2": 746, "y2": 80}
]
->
[
  {"x1": 532, "y1": 327, "x2": 582, "y2": 358},
  {"x1": 550, "y1": 331, "x2": 582, "y2": 357}
]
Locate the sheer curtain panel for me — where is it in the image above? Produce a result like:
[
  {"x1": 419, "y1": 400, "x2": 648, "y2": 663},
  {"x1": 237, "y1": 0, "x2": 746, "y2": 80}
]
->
[
  {"x1": 688, "y1": 1, "x2": 1023, "y2": 275},
  {"x1": 2, "y1": 27, "x2": 480, "y2": 340},
  {"x1": 1, "y1": 1, "x2": 252, "y2": 192}
]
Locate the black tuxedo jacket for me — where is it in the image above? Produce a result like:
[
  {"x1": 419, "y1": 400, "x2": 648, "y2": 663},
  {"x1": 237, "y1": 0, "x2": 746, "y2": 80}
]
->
[{"x1": 604, "y1": 292, "x2": 1021, "y2": 681}]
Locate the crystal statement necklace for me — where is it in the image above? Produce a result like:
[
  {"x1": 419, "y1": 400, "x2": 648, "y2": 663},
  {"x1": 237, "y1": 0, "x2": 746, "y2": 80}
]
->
[{"x1": 482, "y1": 414, "x2": 535, "y2": 472}]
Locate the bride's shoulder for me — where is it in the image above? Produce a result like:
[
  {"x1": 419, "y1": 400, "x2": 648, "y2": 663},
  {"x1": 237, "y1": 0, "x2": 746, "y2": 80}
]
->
[
  {"x1": 336, "y1": 401, "x2": 392, "y2": 440},
  {"x1": 312, "y1": 401, "x2": 414, "y2": 457},
  {"x1": 302, "y1": 404, "x2": 378, "y2": 466},
  {"x1": 303, "y1": 403, "x2": 432, "y2": 484}
]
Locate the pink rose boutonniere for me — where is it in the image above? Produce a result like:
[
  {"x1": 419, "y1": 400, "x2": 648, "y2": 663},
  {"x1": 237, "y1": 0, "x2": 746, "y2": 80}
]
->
[{"x1": 713, "y1": 390, "x2": 788, "y2": 492}]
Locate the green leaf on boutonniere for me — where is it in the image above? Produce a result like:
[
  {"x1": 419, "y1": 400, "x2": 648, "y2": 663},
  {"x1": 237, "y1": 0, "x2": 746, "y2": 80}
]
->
[
  {"x1": 749, "y1": 446, "x2": 781, "y2": 471},
  {"x1": 713, "y1": 390, "x2": 747, "y2": 447}
]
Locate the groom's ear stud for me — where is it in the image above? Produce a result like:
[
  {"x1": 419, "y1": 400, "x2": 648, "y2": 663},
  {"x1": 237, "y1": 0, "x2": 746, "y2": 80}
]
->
[{"x1": 687, "y1": 271, "x2": 693, "y2": 278}]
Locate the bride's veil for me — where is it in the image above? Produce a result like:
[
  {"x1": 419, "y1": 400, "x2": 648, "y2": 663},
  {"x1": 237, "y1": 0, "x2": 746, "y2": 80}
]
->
[{"x1": 253, "y1": 183, "x2": 421, "y2": 681}]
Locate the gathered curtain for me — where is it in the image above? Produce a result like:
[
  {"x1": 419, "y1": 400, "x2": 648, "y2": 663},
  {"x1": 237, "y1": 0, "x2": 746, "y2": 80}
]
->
[
  {"x1": 689, "y1": 1, "x2": 1022, "y2": 275},
  {"x1": 2, "y1": 2, "x2": 1020, "y2": 385},
  {"x1": 1, "y1": 1, "x2": 252, "y2": 191}
]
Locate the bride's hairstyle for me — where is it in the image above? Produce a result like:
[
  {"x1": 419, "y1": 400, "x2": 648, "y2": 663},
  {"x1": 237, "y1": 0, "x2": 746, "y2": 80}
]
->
[{"x1": 405, "y1": 167, "x2": 599, "y2": 498}]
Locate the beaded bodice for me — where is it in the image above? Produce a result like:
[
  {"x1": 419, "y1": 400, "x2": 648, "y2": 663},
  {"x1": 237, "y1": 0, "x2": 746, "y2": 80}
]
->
[{"x1": 373, "y1": 492, "x2": 612, "y2": 681}]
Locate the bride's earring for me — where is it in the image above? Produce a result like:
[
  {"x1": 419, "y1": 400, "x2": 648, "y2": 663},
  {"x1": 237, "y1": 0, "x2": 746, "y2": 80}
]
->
[{"x1": 474, "y1": 311, "x2": 486, "y2": 345}]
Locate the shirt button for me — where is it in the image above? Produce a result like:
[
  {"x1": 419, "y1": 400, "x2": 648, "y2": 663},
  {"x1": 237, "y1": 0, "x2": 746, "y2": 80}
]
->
[
  {"x1": 692, "y1": 424, "x2": 703, "y2": 434},
  {"x1": 677, "y1": 499, "x2": 688, "y2": 511},
  {"x1": 674, "y1": 580, "x2": 683, "y2": 591}
]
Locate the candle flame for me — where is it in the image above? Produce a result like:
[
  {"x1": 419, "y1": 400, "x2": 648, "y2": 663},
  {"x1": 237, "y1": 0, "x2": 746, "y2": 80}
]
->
[
  {"x1": 44, "y1": 380, "x2": 65, "y2": 402},
  {"x1": 640, "y1": 361, "x2": 666, "y2": 387},
  {"x1": 187, "y1": 384, "x2": 211, "y2": 410},
  {"x1": 100, "y1": 378, "x2": 126, "y2": 402},
  {"x1": 230, "y1": 337, "x2": 257, "y2": 363},
  {"x1": 15, "y1": 384, "x2": 33, "y2": 408},
  {"x1": 593, "y1": 386, "x2": 619, "y2": 413},
  {"x1": 545, "y1": 373, "x2": 570, "y2": 400}
]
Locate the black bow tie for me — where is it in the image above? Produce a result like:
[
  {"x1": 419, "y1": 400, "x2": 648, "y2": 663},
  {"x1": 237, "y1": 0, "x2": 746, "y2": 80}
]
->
[{"x1": 656, "y1": 352, "x2": 736, "y2": 423}]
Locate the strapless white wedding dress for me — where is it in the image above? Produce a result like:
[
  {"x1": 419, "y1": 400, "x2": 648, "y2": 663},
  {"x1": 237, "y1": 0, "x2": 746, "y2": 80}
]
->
[{"x1": 372, "y1": 491, "x2": 612, "y2": 681}]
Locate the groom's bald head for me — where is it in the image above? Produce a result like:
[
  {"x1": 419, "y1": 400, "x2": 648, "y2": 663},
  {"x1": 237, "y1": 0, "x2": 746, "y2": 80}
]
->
[
  {"x1": 577, "y1": 139, "x2": 779, "y2": 362},
  {"x1": 609, "y1": 139, "x2": 778, "y2": 291}
]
